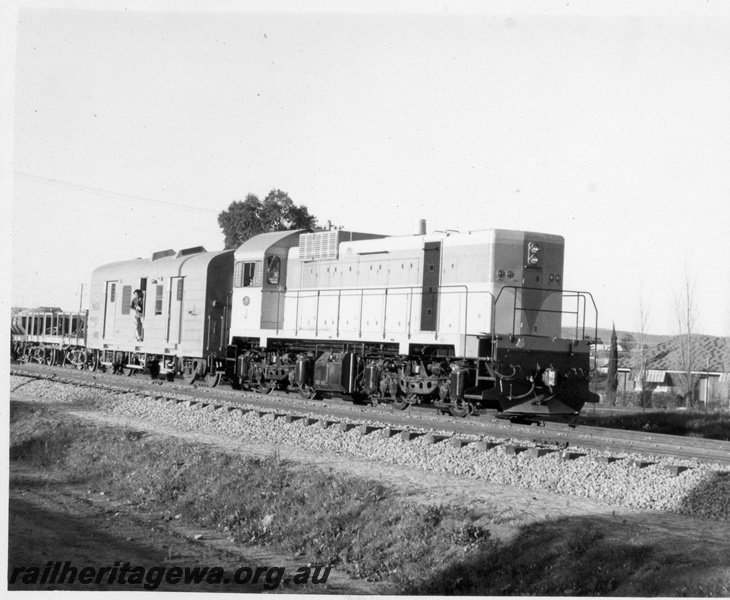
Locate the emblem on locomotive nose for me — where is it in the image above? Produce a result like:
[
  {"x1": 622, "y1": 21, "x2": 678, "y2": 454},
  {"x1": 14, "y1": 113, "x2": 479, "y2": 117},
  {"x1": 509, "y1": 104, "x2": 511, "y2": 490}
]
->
[{"x1": 242, "y1": 296, "x2": 251, "y2": 306}]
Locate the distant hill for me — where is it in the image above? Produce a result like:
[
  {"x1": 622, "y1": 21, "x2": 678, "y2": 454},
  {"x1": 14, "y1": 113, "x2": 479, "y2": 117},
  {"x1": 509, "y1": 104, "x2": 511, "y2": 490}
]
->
[{"x1": 561, "y1": 326, "x2": 673, "y2": 347}]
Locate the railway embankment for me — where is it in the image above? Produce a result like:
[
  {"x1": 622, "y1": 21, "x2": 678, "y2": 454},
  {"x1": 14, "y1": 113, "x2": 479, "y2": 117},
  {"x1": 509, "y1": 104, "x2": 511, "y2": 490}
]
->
[{"x1": 9, "y1": 375, "x2": 730, "y2": 595}]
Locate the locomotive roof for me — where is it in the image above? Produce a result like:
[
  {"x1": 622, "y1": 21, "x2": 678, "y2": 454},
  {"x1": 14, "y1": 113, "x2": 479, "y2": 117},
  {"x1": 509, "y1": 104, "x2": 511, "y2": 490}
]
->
[
  {"x1": 339, "y1": 228, "x2": 564, "y2": 252},
  {"x1": 234, "y1": 229, "x2": 305, "y2": 260}
]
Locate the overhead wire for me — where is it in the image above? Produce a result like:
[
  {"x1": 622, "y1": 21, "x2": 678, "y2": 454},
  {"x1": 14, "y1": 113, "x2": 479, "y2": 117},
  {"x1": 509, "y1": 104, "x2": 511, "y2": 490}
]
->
[
  {"x1": 12, "y1": 197, "x2": 219, "y2": 235},
  {"x1": 13, "y1": 171, "x2": 226, "y2": 235},
  {"x1": 12, "y1": 171, "x2": 227, "y2": 308},
  {"x1": 14, "y1": 170, "x2": 221, "y2": 215}
]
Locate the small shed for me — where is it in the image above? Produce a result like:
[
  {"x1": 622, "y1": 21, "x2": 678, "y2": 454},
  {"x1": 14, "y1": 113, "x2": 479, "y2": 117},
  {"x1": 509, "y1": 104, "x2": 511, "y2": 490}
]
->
[{"x1": 618, "y1": 334, "x2": 730, "y2": 405}]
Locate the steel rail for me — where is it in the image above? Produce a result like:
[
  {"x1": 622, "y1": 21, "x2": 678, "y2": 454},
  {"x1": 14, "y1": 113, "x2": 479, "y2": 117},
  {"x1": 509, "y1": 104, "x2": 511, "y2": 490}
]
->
[{"x1": 11, "y1": 362, "x2": 730, "y2": 466}]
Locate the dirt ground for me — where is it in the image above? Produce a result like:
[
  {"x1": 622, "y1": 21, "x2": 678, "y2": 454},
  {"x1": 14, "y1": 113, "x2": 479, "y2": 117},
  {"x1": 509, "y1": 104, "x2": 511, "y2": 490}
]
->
[
  {"x1": 9, "y1": 468, "x2": 378, "y2": 594},
  {"x1": 8, "y1": 390, "x2": 730, "y2": 594}
]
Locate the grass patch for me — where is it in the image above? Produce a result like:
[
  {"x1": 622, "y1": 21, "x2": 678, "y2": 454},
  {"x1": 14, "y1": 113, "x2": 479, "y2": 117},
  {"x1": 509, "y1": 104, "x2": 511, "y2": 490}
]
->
[
  {"x1": 10, "y1": 400, "x2": 730, "y2": 595},
  {"x1": 405, "y1": 520, "x2": 656, "y2": 595},
  {"x1": 576, "y1": 410, "x2": 730, "y2": 440},
  {"x1": 10, "y1": 401, "x2": 495, "y2": 589}
]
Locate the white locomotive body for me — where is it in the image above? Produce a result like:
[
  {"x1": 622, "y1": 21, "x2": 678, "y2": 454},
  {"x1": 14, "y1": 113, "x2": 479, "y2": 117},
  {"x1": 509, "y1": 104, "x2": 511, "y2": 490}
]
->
[{"x1": 228, "y1": 226, "x2": 596, "y2": 416}]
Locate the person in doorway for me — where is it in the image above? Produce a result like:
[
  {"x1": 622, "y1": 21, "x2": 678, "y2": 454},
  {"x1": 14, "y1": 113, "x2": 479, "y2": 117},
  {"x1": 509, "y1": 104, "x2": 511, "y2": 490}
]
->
[{"x1": 131, "y1": 289, "x2": 144, "y2": 341}]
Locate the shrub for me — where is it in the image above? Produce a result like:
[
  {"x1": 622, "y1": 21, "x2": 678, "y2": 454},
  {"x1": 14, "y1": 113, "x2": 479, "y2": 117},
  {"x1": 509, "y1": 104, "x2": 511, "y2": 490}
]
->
[{"x1": 648, "y1": 392, "x2": 679, "y2": 410}]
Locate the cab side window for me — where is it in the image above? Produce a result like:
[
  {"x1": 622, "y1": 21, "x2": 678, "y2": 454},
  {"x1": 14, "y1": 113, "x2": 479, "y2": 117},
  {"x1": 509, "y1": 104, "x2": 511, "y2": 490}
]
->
[
  {"x1": 266, "y1": 255, "x2": 281, "y2": 285},
  {"x1": 234, "y1": 261, "x2": 263, "y2": 287}
]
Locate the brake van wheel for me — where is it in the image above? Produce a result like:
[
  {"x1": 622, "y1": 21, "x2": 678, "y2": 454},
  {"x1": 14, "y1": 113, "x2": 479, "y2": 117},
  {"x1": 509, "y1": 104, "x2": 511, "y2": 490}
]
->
[
  {"x1": 205, "y1": 372, "x2": 222, "y2": 388},
  {"x1": 87, "y1": 351, "x2": 100, "y2": 371},
  {"x1": 148, "y1": 361, "x2": 160, "y2": 380}
]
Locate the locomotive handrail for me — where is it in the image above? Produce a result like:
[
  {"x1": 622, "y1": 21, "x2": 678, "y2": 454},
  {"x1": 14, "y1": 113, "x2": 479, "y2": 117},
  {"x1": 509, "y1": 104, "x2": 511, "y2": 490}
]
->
[{"x1": 490, "y1": 286, "x2": 598, "y2": 343}]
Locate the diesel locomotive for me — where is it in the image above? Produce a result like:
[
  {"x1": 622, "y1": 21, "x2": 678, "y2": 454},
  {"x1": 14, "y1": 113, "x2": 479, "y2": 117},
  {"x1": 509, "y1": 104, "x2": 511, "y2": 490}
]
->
[{"x1": 11, "y1": 223, "x2": 599, "y2": 417}]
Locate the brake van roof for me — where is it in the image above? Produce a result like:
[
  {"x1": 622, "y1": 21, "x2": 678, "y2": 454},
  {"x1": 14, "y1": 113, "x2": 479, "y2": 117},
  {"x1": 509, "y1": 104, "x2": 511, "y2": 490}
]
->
[{"x1": 90, "y1": 248, "x2": 233, "y2": 282}]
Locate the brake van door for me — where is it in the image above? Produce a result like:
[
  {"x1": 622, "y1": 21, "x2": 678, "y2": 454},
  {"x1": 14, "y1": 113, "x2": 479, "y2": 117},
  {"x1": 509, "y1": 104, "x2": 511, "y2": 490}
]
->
[
  {"x1": 102, "y1": 281, "x2": 117, "y2": 339},
  {"x1": 167, "y1": 277, "x2": 184, "y2": 344}
]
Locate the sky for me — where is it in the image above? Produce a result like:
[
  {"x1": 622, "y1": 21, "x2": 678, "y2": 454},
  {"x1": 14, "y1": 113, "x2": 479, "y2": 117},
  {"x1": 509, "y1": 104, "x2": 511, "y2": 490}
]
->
[{"x1": 4, "y1": 0, "x2": 730, "y2": 337}]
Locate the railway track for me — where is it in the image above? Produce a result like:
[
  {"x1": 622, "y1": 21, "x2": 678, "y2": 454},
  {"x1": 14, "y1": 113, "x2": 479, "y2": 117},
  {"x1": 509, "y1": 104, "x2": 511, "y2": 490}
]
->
[{"x1": 10, "y1": 362, "x2": 730, "y2": 467}]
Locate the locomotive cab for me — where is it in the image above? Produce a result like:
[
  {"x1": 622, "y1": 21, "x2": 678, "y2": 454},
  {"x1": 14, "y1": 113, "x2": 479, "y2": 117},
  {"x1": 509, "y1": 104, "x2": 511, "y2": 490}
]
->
[{"x1": 229, "y1": 230, "x2": 304, "y2": 345}]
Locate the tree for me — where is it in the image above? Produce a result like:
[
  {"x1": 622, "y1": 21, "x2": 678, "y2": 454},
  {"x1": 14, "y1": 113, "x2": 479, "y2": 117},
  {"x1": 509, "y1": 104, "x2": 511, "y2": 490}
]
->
[
  {"x1": 218, "y1": 189, "x2": 318, "y2": 249},
  {"x1": 606, "y1": 324, "x2": 619, "y2": 406},
  {"x1": 672, "y1": 266, "x2": 700, "y2": 408},
  {"x1": 722, "y1": 290, "x2": 730, "y2": 409},
  {"x1": 630, "y1": 292, "x2": 651, "y2": 410},
  {"x1": 619, "y1": 333, "x2": 635, "y2": 351}
]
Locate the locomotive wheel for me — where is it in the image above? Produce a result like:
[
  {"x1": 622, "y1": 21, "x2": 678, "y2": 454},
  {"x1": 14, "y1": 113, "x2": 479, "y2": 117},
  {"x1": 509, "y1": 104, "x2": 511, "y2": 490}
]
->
[
  {"x1": 448, "y1": 405, "x2": 468, "y2": 418},
  {"x1": 448, "y1": 399, "x2": 474, "y2": 418},
  {"x1": 183, "y1": 371, "x2": 198, "y2": 385},
  {"x1": 257, "y1": 381, "x2": 275, "y2": 394},
  {"x1": 206, "y1": 372, "x2": 222, "y2": 388},
  {"x1": 350, "y1": 391, "x2": 369, "y2": 405},
  {"x1": 76, "y1": 351, "x2": 88, "y2": 370},
  {"x1": 298, "y1": 384, "x2": 318, "y2": 400},
  {"x1": 256, "y1": 381, "x2": 276, "y2": 394},
  {"x1": 231, "y1": 377, "x2": 251, "y2": 391},
  {"x1": 392, "y1": 396, "x2": 410, "y2": 411}
]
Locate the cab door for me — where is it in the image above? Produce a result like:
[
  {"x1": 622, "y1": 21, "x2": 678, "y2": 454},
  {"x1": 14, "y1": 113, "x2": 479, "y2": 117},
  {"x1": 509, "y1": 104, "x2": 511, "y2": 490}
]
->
[{"x1": 261, "y1": 254, "x2": 286, "y2": 330}]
